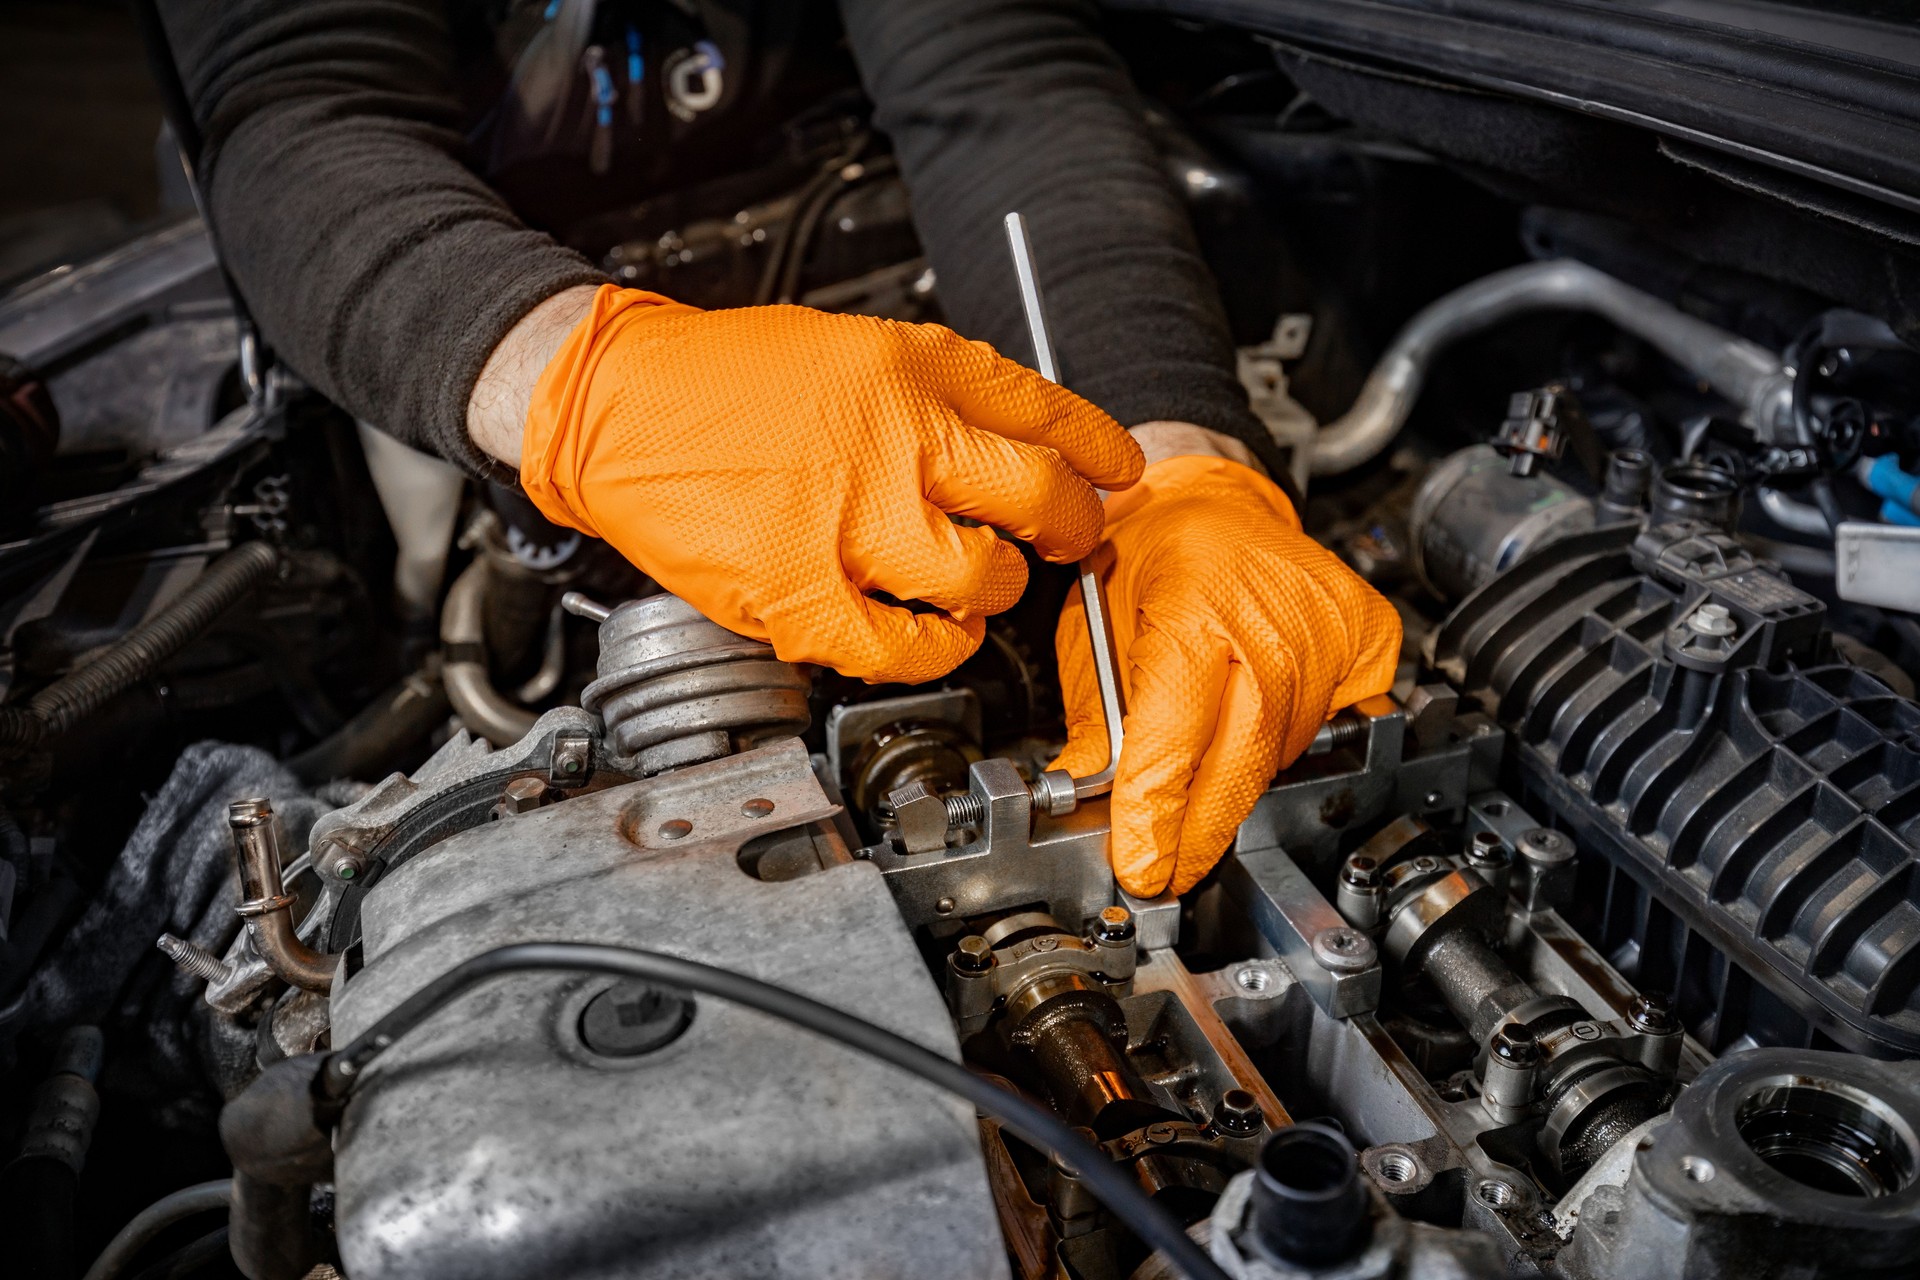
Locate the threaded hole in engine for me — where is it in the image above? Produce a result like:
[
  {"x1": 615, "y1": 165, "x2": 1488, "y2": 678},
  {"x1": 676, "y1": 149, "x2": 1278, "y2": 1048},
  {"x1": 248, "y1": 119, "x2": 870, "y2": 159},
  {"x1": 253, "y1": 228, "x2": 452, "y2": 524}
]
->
[
  {"x1": 1236, "y1": 966, "x2": 1271, "y2": 993},
  {"x1": 1736, "y1": 1077, "x2": 1919, "y2": 1198},
  {"x1": 1475, "y1": 1179, "x2": 1516, "y2": 1208},
  {"x1": 1374, "y1": 1151, "x2": 1418, "y2": 1184}
]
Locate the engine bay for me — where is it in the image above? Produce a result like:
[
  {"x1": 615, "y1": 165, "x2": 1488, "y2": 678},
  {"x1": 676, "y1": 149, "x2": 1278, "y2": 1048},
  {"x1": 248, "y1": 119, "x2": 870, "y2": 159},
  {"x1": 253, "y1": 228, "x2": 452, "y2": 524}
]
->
[{"x1": 7, "y1": 6, "x2": 1920, "y2": 1279}]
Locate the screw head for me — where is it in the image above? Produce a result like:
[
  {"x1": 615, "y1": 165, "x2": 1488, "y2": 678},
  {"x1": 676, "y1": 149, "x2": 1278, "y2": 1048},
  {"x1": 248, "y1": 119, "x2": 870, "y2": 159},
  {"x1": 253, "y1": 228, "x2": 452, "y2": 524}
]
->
[
  {"x1": 953, "y1": 935, "x2": 993, "y2": 973},
  {"x1": 1516, "y1": 829, "x2": 1575, "y2": 865},
  {"x1": 1144, "y1": 1122, "x2": 1179, "y2": 1145},
  {"x1": 1312, "y1": 926, "x2": 1377, "y2": 973},
  {"x1": 741, "y1": 798, "x2": 774, "y2": 818},
  {"x1": 1214, "y1": 1088, "x2": 1264, "y2": 1136},
  {"x1": 658, "y1": 818, "x2": 693, "y2": 840},
  {"x1": 1423, "y1": 789, "x2": 1446, "y2": 809},
  {"x1": 935, "y1": 896, "x2": 956, "y2": 916},
  {"x1": 1094, "y1": 905, "x2": 1135, "y2": 944}
]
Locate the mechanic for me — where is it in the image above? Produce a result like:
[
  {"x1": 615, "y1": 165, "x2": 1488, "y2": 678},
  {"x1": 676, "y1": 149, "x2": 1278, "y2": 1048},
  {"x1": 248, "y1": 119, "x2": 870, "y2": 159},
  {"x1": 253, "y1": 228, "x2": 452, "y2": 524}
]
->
[{"x1": 155, "y1": 0, "x2": 1399, "y2": 900}]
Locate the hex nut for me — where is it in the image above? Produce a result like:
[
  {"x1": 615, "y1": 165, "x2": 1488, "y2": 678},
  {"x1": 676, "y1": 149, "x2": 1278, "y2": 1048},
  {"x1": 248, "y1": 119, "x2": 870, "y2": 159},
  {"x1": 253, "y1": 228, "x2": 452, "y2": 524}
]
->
[
  {"x1": 1213, "y1": 1088, "x2": 1264, "y2": 1136},
  {"x1": 315, "y1": 838, "x2": 367, "y2": 883},
  {"x1": 1490, "y1": 1023, "x2": 1539, "y2": 1065},
  {"x1": 1094, "y1": 905, "x2": 1135, "y2": 944},
  {"x1": 1628, "y1": 992, "x2": 1677, "y2": 1035},
  {"x1": 953, "y1": 936, "x2": 993, "y2": 973},
  {"x1": 548, "y1": 730, "x2": 594, "y2": 785},
  {"x1": 1341, "y1": 855, "x2": 1381, "y2": 888},
  {"x1": 498, "y1": 776, "x2": 550, "y2": 815}
]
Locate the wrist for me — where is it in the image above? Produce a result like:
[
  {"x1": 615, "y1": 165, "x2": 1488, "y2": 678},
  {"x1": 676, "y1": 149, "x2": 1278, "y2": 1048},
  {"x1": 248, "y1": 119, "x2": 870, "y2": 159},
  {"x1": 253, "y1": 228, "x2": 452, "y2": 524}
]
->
[
  {"x1": 1127, "y1": 420, "x2": 1266, "y2": 475},
  {"x1": 467, "y1": 284, "x2": 601, "y2": 468}
]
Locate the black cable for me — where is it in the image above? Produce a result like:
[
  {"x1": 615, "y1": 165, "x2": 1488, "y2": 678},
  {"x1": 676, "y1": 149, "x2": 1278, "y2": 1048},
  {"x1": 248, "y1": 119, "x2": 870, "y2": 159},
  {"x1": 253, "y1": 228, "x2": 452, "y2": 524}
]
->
[
  {"x1": 0, "y1": 542, "x2": 280, "y2": 749},
  {"x1": 325, "y1": 941, "x2": 1230, "y2": 1280}
]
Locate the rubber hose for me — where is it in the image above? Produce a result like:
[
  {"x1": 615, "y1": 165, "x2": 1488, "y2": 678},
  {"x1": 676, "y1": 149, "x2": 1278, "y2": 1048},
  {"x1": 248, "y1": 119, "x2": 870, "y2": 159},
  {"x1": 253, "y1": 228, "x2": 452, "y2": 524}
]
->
[
  {"x1": 80, "y1": 1180, "x2": 231, "y2": 1280},
  {"x1": 1, "y1": 542, "x2": 279, "y2": 748}
]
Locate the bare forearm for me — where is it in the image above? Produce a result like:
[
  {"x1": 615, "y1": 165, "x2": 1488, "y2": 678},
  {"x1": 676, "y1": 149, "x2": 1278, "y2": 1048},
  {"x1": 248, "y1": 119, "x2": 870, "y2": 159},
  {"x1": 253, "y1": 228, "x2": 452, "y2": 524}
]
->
[{"x1": 467, "y1": 286, "x2": 600, "y2": 468}]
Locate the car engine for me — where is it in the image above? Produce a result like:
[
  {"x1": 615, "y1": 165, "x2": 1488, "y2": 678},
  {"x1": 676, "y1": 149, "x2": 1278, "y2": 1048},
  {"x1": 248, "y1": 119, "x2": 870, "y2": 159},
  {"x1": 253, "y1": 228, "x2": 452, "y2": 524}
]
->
[{"x1": 6, "y1": 7, "x2": 1920, "y2": 1280}]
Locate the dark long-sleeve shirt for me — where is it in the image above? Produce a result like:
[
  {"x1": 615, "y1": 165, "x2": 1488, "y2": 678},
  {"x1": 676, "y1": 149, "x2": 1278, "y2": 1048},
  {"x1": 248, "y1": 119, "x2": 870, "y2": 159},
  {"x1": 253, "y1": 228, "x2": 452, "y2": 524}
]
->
[{"x1": 156, "y1": 0, "x2": 1266, "y2": 482}]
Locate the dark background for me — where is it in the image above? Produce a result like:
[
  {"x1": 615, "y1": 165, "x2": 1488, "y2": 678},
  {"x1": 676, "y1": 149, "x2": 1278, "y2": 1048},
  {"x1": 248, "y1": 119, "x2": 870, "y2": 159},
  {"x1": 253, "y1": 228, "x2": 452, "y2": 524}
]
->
[{"x1": 0, "y1": 0, "x2": 169, "y2": 287}]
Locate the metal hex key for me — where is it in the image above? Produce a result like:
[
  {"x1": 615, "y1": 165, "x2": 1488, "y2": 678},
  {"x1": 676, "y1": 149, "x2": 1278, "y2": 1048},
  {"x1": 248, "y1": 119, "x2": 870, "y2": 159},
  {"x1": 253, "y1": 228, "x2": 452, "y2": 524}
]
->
[{"x1": 1004, "y1": 211, "x2": 1127, "y2": 813}]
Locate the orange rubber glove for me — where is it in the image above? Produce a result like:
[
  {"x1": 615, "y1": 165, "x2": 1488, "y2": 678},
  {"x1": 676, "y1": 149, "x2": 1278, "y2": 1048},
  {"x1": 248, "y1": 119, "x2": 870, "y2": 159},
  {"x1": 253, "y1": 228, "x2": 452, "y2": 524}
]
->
[
  {"x1": 1052, "y1": 456, "x2": 1401, "y2": 898},
  {"x1": 520, "y1": 285, "x2": 1143, "y2": 683}
]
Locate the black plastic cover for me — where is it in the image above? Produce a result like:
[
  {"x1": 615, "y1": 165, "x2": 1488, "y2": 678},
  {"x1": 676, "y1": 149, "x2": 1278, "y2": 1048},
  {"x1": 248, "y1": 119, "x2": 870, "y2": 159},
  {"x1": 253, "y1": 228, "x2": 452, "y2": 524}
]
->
[{"x1": 1432, "y1": 521, "x2": 1920, "y2": 1057}]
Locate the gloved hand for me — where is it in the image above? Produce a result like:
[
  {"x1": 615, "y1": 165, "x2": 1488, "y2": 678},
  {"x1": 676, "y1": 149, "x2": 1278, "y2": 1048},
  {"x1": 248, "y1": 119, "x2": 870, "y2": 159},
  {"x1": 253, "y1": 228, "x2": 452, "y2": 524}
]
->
[
  {"x1": 520, "y1": 285, "x2": 1143, "y2": 682},
  {"x1": 1052, "y1": 455, "x2": 1401, "y2": 898}
]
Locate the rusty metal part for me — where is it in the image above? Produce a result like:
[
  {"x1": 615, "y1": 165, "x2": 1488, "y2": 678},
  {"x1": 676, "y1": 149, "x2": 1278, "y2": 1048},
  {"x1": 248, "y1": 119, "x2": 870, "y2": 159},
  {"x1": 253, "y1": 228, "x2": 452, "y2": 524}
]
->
[{"x1": 230, "y1": 798, "x2": 338, "y2": 994}]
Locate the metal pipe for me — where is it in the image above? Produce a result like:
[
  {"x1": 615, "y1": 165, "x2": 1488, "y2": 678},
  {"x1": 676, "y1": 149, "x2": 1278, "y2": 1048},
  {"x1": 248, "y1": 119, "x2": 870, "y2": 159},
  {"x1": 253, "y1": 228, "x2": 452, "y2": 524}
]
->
[
  {"x1": 1757, "y1": 486, "x2": 1832, "y2": 538},
  {"x1": 440, "y1": 559, "x2": 538, "y2": 747},
  {"x1": 1310, "y1": 259, "x2": 1791, "y2": 476},
  {"x1": 229, "y1": 799, "x2": 336, "y2": 994}
]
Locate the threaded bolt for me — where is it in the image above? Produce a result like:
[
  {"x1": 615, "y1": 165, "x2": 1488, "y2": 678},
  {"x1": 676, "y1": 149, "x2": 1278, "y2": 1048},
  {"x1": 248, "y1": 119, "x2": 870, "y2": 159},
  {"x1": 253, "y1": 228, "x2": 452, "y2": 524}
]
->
[
  {"x1": 943, "y1": 792, "x2": 986, "y2": 828},
  {"x1": 953, "y1": 935, "x2": 993, "y2": 973},
  {"x1": 1341, "y1": 855, "x2": 1381, "y2": 889},
  {"x1": 157, "y1": 933, "x2": 232, "y2": 984},
  {"x1": 1629, "y1": 992, "x2": 1677, "y2": 1035},
  {"x1": 1094, "y1": 905, "x2": 1135, "y2": 944}
]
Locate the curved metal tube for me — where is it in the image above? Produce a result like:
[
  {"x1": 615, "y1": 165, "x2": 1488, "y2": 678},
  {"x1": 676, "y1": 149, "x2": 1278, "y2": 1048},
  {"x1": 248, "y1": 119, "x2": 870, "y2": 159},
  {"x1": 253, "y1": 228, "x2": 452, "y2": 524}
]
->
[
  {"x1": 1757, "y1": 486, "x2": 1832, "y2": 538},
  {"x1": 1311, "y1": 259, "x2": 1791, "y2": 476},
  {"x1": 229, "y1": 799, "x2": 337, "y2": 994},
  {"x1": 440, "y1": 559, "x2": 538, "y2": 747}
]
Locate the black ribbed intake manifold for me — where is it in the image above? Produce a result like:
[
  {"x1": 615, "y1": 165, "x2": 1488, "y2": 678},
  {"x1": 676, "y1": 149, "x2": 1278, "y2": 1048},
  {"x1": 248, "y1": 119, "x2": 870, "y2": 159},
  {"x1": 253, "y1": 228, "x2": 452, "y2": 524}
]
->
[{"x1": 1431, "y1": 520, "x2": 1920, "y2": 1058}]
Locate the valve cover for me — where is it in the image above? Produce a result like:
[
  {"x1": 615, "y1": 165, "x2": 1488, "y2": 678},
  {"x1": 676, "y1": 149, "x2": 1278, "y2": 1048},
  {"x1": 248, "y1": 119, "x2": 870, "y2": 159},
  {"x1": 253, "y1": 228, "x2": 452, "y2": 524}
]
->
[{"x1": 328, "y1": 739, "x2": 1006, "y2": 1280}]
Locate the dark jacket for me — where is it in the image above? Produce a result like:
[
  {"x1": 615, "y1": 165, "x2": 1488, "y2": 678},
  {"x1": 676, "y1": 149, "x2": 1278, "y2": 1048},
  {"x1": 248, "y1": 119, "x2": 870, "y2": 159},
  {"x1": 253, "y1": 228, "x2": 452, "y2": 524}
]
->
[{"x1": 156, "y1": 0, "x2": 1264, "y2": 480}]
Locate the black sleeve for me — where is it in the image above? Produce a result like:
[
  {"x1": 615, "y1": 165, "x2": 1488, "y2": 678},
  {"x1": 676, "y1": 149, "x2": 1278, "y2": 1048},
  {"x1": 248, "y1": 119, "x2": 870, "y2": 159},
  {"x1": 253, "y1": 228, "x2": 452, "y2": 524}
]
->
[
  {"x1": 155, "y1": 0, "x2": 608, "y2": 479},
  {"x1": 837, "y1": 0, "x2": 1272, "y2": 466}
]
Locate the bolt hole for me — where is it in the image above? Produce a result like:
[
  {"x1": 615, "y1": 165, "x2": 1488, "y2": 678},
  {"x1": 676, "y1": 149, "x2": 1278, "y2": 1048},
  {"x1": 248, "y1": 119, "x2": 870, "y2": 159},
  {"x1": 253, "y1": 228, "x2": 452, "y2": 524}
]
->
[
  {"x1": 1483, "y1": 801, "x2": 1510, "y2": 816},
  {"x1": 1374, "y1": 1151, "x2": 1419, "y2": 1184},
  {"x1": 1236, "y1": 966, "x2": 1271, "y2": 993},
  {"x1": 1681, "y1": 1156, "x2": 1715, "y2": 1183},
  {"x1": 1475, "y1": 1179, "x2": 1516, "y2": 1208}
]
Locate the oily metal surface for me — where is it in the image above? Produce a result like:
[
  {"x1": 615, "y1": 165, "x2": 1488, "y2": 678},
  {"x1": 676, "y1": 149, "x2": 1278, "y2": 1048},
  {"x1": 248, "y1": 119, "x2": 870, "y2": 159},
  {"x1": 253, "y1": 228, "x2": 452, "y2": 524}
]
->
[{"x1": 330, "y1": 739, "x2": 1006, "y2": 1280}]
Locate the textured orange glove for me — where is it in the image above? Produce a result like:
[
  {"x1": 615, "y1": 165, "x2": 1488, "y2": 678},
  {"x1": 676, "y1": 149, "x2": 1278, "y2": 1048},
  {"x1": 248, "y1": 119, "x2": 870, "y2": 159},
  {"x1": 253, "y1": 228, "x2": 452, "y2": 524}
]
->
[
  {"x1": 520, "y1": 285, "x2": 1143, "y2": 682},
  {"x1": 1053, "y1": 456, "x2": 1401, "y2": 898}
]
